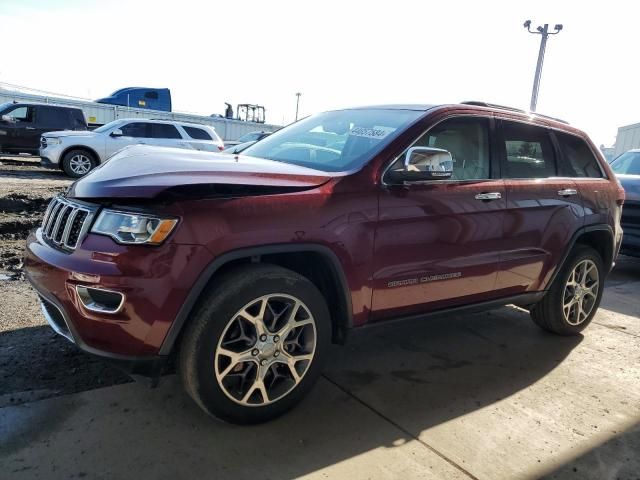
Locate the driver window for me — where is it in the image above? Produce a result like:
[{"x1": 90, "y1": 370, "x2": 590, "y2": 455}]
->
[
  {"x1": 7, "y1": 106, "x2": 34, "y2": 123},
  {"x1": 397, "y1": 117, "x2": 491, "y2": 180}
]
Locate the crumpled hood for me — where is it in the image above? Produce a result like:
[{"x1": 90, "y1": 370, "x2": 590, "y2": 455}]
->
[
  {"x1": 68, "y1": 145, "x2": 334, "y2": 199},
  {"x1": 43, "y1": 130, "x2": 96, "y2": 138},
  {"x1": 617, "y1": 174, "x2": 640, "y2": 203}
]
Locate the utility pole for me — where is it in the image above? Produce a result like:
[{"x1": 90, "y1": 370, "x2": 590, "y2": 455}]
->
[
  {"x1": 295, "y1": 92, "x2": 301, "y2": 121},
  {"x1": 523, "y1": 20, "x2": 563, "y2": 112}
]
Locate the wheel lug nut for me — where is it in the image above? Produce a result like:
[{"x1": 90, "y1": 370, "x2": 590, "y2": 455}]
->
[
  {"x1": 259, "y1": 334, "x2": 267, "y2": 342},
  {"x1": 274, "y1": 350, "x2": 280, "y2": 357},
  {"x1": 273, "y1": 335, "x2": 280, "y2": 342},
  {"x1": 260, "y1": 359, "x2": 267, "y2": 366},
  {"x1": 251, "y1": 349, "x2": 259, "y2": 356}
]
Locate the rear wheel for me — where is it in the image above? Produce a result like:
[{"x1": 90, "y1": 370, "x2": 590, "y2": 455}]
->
[
  {"x1": 531, "y1": 245, "x2": 604, "y2": 335},
  {"x1": 61, "y1": 149, "x2": 97, "y2": 178},
  {"x1": 178, "y1": 264, "x2": 331, "y2": 424}
]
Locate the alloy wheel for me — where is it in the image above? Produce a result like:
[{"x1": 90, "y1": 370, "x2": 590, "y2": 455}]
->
[
  {"x1": 69, "y1": 154, "x2": 92, "y2": 175},
  {"x1": 214, "y1": 294, "x2": 316, "y2": 406},
  {"x1": 562, "y1": 259, "x2": 599, "y2": 326}
]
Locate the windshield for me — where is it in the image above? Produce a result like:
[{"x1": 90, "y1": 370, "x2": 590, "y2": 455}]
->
[
  {"x1": 0, "y1": 102, "x2": 13, "y2": 114},
  {"x1": 241, "y1": 109, "x2": 424, "y2": 172},
  {"x1": 611, "y1": 151, "x2": 640, "y2": 175},
  {"x1": 93, "y1": 120, "x2": 123, "y2": 133}
]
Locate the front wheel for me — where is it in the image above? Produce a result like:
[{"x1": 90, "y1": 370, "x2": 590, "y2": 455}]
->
[
  {"x1": 531, "y1": 245, "x2": 604, "y2": 335},
  {"x1": 179, "y1": 264, "x2": 331, "y2": 424},
  {"x1": 61, "y1": 149, "x2": 97, "y2": 178}
]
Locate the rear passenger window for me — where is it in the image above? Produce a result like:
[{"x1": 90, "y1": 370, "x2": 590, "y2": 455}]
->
[
  {"x1": 501, "y1": 122, "x2": 556, "y2": 178},
  {"x1": 556, "y1": 132, "x2": 603, "y2": 178},
  {"x1": 150, "y1": 123, "x2": 182, "y2": 139},
  {"x1": 120, "y1": 122, "x2": 149, "y2": 138},
  {"x1": 183, "y1": 126, "x2": 213, "y2": 140},
  {"x1": 38, "y1": 107, "x2": 65, "y2": 126}
]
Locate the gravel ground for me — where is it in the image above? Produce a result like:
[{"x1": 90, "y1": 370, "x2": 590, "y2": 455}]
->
[{"x1": 0, "y1": 157, "x2": 130, "y2": 407}]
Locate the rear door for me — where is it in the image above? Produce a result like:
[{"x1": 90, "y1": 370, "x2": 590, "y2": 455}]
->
[
  {"x1": 372, "y1": 115, "x2": 507, "y2": 320},
  {"x1": 148, "y1": 123, "x2": 184, "y2": 149},
  {"x1": 554, "y1": 131, "x2": 613, "y2": 227},
  {"x1": 38, "y1": 107, "x2": 69, "y2": 136},
  {"x1": 495, "y1": 119, "x2": 584, "y2": 295}
]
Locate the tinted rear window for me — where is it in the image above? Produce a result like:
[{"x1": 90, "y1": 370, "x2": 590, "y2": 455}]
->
[
  {"x1": 183, "y1": 126, "x2": 213, "y2": 140},
  {"x1": 38, "y1": 107, "x2": 67, "y2": 126},
  {"x1": 501, "y1": 121, "x2": 556, "y2": 178},
  {"x1": 556, "y1": 132, "x2": 603, "y2": 178},
  {"x1": 150, "y1": 123, "x2": 182, "y2": 139}
]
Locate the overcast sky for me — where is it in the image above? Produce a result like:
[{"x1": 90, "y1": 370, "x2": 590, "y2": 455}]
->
[{"x1": 0, "y1": 0, "x2": 637, "y2": 147}]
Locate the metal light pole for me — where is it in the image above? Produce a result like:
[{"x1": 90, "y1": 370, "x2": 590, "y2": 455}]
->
[
  {"x1": 295, "y1": 92, "x2": 301, "y2": 121},
  {"x1": 523, "y1": 20, "x2": 563, "y2": 112}
]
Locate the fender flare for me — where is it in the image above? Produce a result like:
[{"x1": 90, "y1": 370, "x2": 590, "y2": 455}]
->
[
  {"x1": 158, "y1": 243, "x2": 353, "y2": 355},
  {"x1": 544, "y1": 224, "x2": 615, "y2": 289}
]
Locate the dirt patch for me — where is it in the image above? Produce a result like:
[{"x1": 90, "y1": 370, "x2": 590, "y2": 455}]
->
[
  {"x1": 0, "y1": 158, "x2": 71, "y2": 278},
  {"x1": 0, "y1": 160, "x2": 131, "y2": 405}
]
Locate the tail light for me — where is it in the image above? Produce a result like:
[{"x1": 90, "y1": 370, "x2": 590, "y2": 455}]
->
[{"x1": 616, "y1": 184, "x2": 626, "y2": 206}]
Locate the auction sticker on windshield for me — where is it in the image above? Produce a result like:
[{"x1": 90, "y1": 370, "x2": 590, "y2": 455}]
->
[{"x1": 349, "y1": 126, "x2": 396, "y2": 140}]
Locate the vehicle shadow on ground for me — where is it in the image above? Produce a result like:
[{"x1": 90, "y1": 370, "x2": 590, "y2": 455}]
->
[
  {"x1": 0, "y1": 325, "x2": 131, "y2": 407},
  {"x1": 0, "y1": 305, "x2": 584, "y2": 479}
]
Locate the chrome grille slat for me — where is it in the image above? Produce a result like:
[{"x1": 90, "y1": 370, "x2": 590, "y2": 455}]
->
[
  {"x1": 40, "y1": 196, "x2": 96, "y2": 252},
  {"x1": 44, "y1": 202, "x2": 63, "y2": 237}
]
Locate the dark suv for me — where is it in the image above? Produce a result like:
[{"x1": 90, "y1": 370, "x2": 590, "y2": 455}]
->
[
  {"x1": 0, "y1": 102, "x2": 87, "y2": 155},
  {"x1": 24, "y1": 102, "x2": 624, "y2": 424}
]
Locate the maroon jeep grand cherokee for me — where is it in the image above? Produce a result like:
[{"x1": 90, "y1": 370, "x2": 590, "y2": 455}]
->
[{"x1": 25, "y1": 102, "x2": 625, "y2": 423}]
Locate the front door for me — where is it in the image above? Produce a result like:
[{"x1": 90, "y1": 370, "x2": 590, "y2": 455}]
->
[
  {"x1": 4, "y1": 105, "x2": 39, "y2": 152},
  {"x1": 372, "y1": 116, "x2": 506, "y2": 321}
]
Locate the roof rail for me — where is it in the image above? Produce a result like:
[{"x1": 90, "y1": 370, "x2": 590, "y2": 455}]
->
[{"x1": 460, "y1": 101, "x2": 569, "y2": 124}]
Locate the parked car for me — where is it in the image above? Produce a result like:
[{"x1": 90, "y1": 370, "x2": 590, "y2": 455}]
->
[
  {"x1": 0, "y1": 102, "x2": 86, "y2": 155},
  {"x1": 610, "y1": 149, "x2": 640, "y2": 256},
  {"x1": 40, "y1": 118, "x2": 224, "y2": 177},
  {"x1": 224, "y1": 130, "x2": 271, "y2": 148},
  {"x1": 222, "y1": 140, "x2": 257, "y2": 154},
  {"x1": 25, "y1": 102, "x2": 624, "y2": 424}
]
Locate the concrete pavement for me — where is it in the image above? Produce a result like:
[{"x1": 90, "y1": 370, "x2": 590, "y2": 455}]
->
[{"x1": 1, "y1": 281, "x2": 639, "y2": 479}]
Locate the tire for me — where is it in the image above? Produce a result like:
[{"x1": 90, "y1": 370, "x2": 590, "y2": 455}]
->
[
  {"x1": 531, "y1": 245, "x2": 604, "y2": 335},
  {"x1": 178, "y1": 264, "x2": 331, "y2": 424},
  {"x1": 61, "y1": 149, "x2": 97, "y2": 178}
]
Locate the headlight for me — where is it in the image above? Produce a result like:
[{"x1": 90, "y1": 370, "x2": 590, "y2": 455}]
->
[
  {"x1": 44, "y1": 137, "x2": 62, "y2": 145},
  {"x1": 91, "y1": 209, "x2": 178, "y2": 245}
]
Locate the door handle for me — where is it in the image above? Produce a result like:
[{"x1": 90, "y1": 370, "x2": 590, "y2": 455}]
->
[
  {"x1": 558, "y1": 188, "x2": 578, "y2": 197},
  {"x1": 475, "y1": 192, "x2": 502, "y2": 201},
  {"x1": 25, "y1": 127, "x2": 35, "y2": 130}
]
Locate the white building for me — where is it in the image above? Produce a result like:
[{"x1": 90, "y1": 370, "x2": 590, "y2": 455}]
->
[{"x1": 614, "y1": 122, "x2": 640, "y2": 157}]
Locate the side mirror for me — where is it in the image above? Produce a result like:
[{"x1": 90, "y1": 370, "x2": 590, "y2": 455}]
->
[
  {"x1": 110, "y1": 129, "x2": 123, "y2": 137},
  {"x1": 386, "y1": 147, "x2": 454, "y2": 183},
  {"x1": 1, "y1": 114, "x2": 14, "y2": 123}
]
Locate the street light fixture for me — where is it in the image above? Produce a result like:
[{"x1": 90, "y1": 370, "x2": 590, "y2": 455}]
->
[
  {"x1": 523, "y1": 20, "x2": 563, "y2": 112},
  {"x1": 295, "y1": 92, "x2": 302, "y2": 121}
]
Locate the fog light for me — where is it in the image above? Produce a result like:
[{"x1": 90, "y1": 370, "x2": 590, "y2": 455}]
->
[{"x1": 76, "y1": 286, "x2": 125, "y2": 314}]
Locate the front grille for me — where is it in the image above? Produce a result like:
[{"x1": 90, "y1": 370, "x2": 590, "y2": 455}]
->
[
  {"x1": 40, "y1": 137, "x2": 47, "y2": 149},
  {"x1": 41, "y1": 196, "x2": 96, "y2": 250}
]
